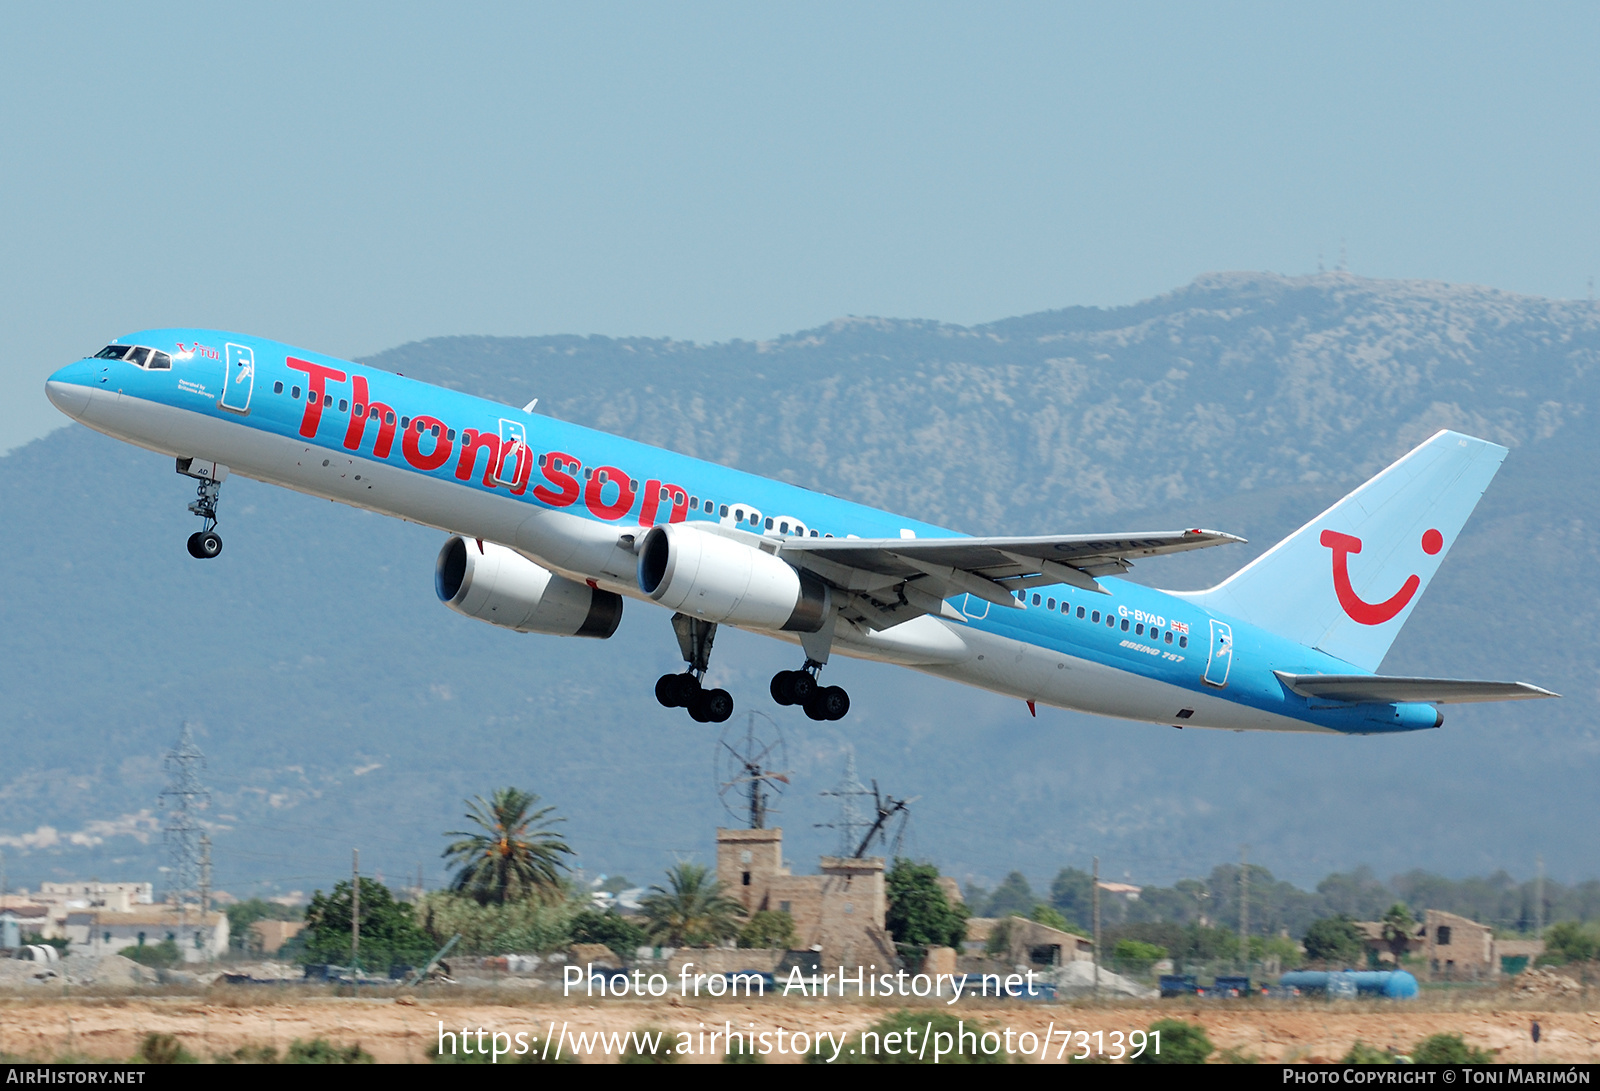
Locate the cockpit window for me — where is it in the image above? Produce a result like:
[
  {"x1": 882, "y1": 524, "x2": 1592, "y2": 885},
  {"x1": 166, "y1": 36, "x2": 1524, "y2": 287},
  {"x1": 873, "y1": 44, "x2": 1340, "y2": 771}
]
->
[
  {"x1": 94, "y1": 345, "x2": 130, "y2": 360},
  {"x1": 126, "y1": 346, "x2": 151, "y2": 367},
  {"x1": 148, "y1": 351, "x2": 172, "y2": 370}
]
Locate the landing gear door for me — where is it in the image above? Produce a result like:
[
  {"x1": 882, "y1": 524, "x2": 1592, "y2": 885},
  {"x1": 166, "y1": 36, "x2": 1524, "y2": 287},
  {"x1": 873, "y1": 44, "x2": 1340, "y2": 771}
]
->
[
  {"x1": 1203, "y1": 619, "x2": 1233, "y2": 688},
  {"x1": 496, "y1": 418, "x2": 528, "y2": 484},
  {"x1": 220, "y1": 343, "x2": 254, "y2": 414}
]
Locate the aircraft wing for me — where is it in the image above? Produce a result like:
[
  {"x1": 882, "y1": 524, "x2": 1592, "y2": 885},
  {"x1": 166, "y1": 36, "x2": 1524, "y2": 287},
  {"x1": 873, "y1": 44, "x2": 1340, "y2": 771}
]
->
[
  {"x1": 1274, "y1": 672, "x2": 1559, "y2": 705},
  {"x1": 776, "y1": 528, "x2": 1243, "y2": 629}
]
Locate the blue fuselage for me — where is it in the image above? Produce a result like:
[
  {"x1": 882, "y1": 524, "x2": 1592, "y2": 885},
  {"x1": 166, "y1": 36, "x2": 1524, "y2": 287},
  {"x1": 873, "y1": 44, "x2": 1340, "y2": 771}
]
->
[{"x1": 45, "y1": 328, "x2": 1442, "y2": 735}]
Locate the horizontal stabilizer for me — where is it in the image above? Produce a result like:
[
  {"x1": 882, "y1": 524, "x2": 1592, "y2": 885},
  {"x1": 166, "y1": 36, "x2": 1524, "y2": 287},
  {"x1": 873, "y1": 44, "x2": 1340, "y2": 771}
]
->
[{"x1": 1275, "y1": 671, "x2": 1559, "y2": 705}]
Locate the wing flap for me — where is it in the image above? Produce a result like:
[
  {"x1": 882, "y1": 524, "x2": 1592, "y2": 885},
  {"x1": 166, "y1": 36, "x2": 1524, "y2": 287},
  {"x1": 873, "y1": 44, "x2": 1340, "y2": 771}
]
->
[
  {"x1": 781, "y1": 528, "x2": 1243, "y2": 583},
  {"x1": 1275, "y1": 671, "x2": 1559, "y2": 705}
]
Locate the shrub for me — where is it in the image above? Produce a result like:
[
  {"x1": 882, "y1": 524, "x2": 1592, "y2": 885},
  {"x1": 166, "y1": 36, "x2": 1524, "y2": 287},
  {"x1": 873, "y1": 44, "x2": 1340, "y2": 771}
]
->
[
  {"x1": 619, "y1": 1026, "x2": 679, "y2": 1064},
  {"x1": 1130, "y1": 1019, "x2": 1213, "y2": 1065},
  {"x1": 284, "y1": 1038, "x2": 375, "y2": 1064},
  {"x1": 427, "y1": 1040, "x2": 578, "y2": 1064},
  {"x1": 418, "y1": 889, "x2": 575, "y2": 954},
  {"x1": 1112, "y1": 938, "x2": 1169, "y2": 973},
  {"x1": 216, "y1": 1043, "x2": 279, "y2": 1063},
  {"x1": 1302, "y1": 915, "x2": 1364, "y2": 966},
  {"x1": 806, "y1": 1010, "x2": 1007, "y2": 1064},
  {"x1": 1540, "y1": 921, "x2": 1599, "y2": 966},
  {"x1": 133, "y1": 1033, "x2": 197, "y2": 1064},
  {"x1": 1411, "y1": 1033, "x2": 1493, "y2": 1064},
  {"x1": 737, "y1": 909, "x2": 796, "y2": 949},
  {"x1": 118, "y1": 940, "x2": 181, "y2": 969},
  {"x1": 1342, "y1": 1041, "x2": 1397, "y2": 1064},
  {"x1": 570, "y1": 908, "x2": 647, "y2": 958}
]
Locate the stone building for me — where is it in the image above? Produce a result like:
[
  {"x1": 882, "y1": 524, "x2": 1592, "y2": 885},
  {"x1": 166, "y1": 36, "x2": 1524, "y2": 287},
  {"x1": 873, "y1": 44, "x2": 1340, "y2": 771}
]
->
[
  {"x1": 715, "y1": 827, "x2": 897, "y2": 967},
  {"x1": 963, "y1": 916, "x2": 1094, "y2": 968}
]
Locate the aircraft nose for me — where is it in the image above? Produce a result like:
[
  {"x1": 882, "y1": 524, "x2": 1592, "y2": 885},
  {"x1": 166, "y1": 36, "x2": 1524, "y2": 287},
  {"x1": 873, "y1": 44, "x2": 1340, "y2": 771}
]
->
[{"x1": 45, "y1": 361, "x2": 95, "y2": 420}]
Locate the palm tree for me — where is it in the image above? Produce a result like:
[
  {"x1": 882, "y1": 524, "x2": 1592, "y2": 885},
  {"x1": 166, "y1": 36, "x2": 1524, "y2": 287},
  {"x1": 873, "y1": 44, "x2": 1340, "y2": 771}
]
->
[
  {"x1": 640, "y1": 862, "x2": 745, "y2": 946},
  {"x1": 1380, "y1": 903, "x2": 1417, "y2": 966},
  {"x1": 442, "y1": 787, "x2": 573, "y2": 905}
]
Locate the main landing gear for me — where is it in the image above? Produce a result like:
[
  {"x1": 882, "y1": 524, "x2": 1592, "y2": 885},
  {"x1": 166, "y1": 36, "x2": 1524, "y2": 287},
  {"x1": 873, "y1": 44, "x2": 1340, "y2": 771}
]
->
[
  {"x1": 771, "y1": 661, "x2": 850, "y2": 721},
  {"x1": 178, "y1": 459, "x2": 225, "y2": 560},
  {"x1": 657, "y1": 613, "x2": 734, "y2": 723}
]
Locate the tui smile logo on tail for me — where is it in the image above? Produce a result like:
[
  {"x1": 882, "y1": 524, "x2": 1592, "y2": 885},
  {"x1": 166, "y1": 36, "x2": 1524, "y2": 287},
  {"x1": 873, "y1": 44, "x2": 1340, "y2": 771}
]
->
[{"x1": 1320, "y1": 528, "x2": 1444, "y2": 625}]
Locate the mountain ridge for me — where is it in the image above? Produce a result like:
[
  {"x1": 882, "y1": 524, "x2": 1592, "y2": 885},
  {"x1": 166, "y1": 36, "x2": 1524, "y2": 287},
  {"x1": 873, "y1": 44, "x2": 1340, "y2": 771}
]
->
[{"x1": 2, "y1": 271, "x2": 1593, "y2": 897}]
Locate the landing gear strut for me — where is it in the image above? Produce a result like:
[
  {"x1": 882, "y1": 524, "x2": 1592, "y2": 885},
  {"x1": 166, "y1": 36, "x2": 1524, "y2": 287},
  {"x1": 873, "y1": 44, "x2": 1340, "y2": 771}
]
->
[
  {"x1": 178, "y1": 459, "x2": 226, "y2": 560},
  {"x1": 656, "y1": 613, "x2": 733, "y2": 723},
  {"x1": 771, "y1": 660, "x2": 850, "y2": 721}
]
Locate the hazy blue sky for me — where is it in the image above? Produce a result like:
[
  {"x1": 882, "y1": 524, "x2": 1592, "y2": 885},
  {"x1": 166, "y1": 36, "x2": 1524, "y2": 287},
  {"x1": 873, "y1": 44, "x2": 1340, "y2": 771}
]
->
[{"x1": 5, "y1": 2, "x2": 1599, "y2": 451}]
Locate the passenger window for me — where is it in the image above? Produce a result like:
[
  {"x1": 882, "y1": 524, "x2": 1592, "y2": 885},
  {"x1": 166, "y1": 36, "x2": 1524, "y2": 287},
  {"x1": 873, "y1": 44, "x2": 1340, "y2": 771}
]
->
[
  {"x1": 1165, "y1": 631, "x2": 1173, "y2": 644},
  {"x1": 1107, "y1": 615, "x2": 1115, "y2": 627},
  {"x1": 354, "y1": 402, "x2": 364, "y2": 415},
  {"x1": 401, "y1": 416, "x2": 410, "y2": 428},
  {"x1": 810, "y1": 529, "x2": 819, "y2": 537},
  {"x1": 324, "y1": 394, "x2": 332, "y2": 407},
  {"x1": 149, "y1": 351, "x2": 172, "y2": 370},
  {"x1": 94, "y1": 345, "x2": 130, "y2": 359},
  {"x1": 273, "y1": 381, "x2": 284, "y2": 394},
  {"x1": 1031, "y1": 594, "x2": 1041, "y2": 606},
  {"x1": 735, "y1": 508, "x2": 745, "y2": 521},
  {"x1": 537, "y1": 454, "x2": 546, "y2": 466},
  {"x1": 765, "y1": 517, "x2": 774, "y2": 529},
  {"x1": 1077, "y1": 606, "x2": 1085, "y2": 618},
  {"x1": 447, "y1": 429, "x2": 455, "y2": 441},
  {"x1": 630, "y1": 480, "x2": 638, "y2": 490},
  {"x1": 1135, "y1": 623, "x2": 1144, "y2": 635},
  {"x1": 721, "y1": 505, "x2": 730, "y2": 517},
  {"x1": 1091, "y1": 611, "x2": 1100, "y2": 623},
  {"x1": 291, "y1": 386, "x2": 302, "y2": 399},
  {"x1": 385, "y1": 411, "x2": 395, "y2": 424},
  {"x1": 1179, "y1": 636, "x2": 1188, "y2": 648},
  {"x1": 339, "y1": 399, "x2": 348, "y2": 411},
  {"x1": 1121, "y1": 619, "x2": 1129, "y2": 631},
  {"x1": 1047, "y1": 598, "x2": 1056, "y2": 610},
  {"x1": 431, "y1": 424, "x2": 440, "y2": 437},
  {"x1": 780, "y1": 521, "x2": 790, "y2": 533}
]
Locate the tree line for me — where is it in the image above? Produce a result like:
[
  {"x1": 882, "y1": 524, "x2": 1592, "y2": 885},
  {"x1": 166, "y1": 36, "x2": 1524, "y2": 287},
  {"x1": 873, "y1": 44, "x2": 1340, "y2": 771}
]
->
[{"x1": 966, "y1": 862, "x2": 1600, "y2": 940}]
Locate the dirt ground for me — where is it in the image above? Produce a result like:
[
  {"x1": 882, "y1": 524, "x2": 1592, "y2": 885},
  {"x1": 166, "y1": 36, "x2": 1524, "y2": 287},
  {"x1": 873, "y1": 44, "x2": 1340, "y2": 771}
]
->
[{"x1": 2, "y1": 990, "x2": 1597, "y2": 1063}]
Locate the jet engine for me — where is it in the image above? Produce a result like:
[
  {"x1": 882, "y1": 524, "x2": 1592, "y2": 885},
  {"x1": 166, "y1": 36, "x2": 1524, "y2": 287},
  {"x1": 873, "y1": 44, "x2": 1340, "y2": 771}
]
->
[
  {"x1": 636, "y1": 524, "x2": 830, "y2": 631},
  {"x1": 435, "y1": 536, "x2": 622, "y2": 638}
]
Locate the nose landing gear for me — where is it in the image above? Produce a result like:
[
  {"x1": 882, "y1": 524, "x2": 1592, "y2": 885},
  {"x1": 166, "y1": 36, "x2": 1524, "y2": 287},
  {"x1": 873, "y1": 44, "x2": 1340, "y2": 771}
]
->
[
  {"x1": 657, "y1": 613, "x2": 733, "y2": 722},
  {"x1": 177, "y1": 458, "x2": 227, "y2": 560},
  {"x1": 771, "y1": 661, "x2": 849, "y2": 721}
]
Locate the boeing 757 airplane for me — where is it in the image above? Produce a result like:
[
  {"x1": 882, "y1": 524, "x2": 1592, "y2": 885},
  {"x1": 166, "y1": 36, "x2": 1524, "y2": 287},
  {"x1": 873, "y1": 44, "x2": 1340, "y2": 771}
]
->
[{"x1": 46, "y1": 330, "x2": 1556, "y2": 731}]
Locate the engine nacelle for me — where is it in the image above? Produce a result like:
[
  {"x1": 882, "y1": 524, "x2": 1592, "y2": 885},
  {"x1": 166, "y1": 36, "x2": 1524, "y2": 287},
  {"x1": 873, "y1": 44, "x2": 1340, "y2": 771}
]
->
[
  {"x1": 435, "y1": 536, "x2": 622, "y2": 638},
  {"x1": 637, "y1": 524, "x2": 830, "y2": 632}
]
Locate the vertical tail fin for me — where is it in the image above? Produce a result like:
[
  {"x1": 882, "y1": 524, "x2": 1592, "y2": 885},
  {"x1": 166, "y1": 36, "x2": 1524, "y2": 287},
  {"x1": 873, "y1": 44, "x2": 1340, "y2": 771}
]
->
[{"x1": 1172, "y1": 430, "x2": 1506, "y2": 672}]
